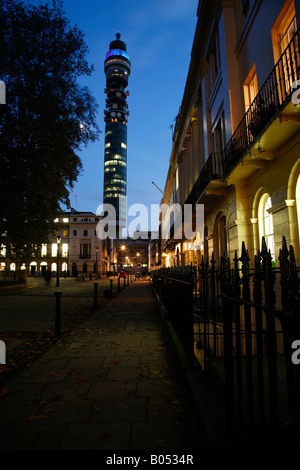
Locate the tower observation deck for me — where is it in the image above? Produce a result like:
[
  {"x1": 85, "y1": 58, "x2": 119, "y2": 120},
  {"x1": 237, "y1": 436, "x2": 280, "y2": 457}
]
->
[{"x1": 103, "y1": 33, "x2": 130, "y2": 236}]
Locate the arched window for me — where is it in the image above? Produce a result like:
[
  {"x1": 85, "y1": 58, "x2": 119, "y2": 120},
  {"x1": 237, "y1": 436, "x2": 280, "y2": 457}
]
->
[
  {"x1": 296, "y1": 174, "x2": 300, "y2": 245},
  {"x1": 258, "y1": 194, "x2": 275, "y2": 258}
]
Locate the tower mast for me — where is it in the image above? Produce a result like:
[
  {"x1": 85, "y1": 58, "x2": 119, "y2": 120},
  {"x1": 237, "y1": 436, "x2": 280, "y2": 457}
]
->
[{"x1": 103, "y1": 32, "x2": 131, "y2": 238}]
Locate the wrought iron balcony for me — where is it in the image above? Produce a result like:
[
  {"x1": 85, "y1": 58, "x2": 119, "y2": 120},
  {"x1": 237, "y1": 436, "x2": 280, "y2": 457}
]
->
[
  {"x1": 223, "y1": 27, "x2": 300, "y2": 176},
  {"x1": 185, "y1": 152, "x2": 224, "y2": 206},
  {"x1": 164, "y1": 28, "x2": 299, "y2": 247},
  {"x1": 79, "y1": 254, "x2": 91, "y2": 259},
  {"x1": 184, "y1": 27, "x2": 299, "y2": 208}
]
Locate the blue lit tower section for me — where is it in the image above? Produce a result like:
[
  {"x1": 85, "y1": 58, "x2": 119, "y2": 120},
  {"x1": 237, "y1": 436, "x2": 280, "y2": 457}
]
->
[{"x1": 103, "y1": 32, "x2": 130, "y2": 236}]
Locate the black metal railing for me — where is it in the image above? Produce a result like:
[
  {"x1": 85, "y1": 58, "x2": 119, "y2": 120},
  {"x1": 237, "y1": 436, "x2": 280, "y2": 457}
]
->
[
  {"x1": 223, "y1": 27, "x2": 299, "y2": 175},
  {"x1": 185, "y1": 152, "x2": 224, "y2": 206},
  {"x1": 164, "y1": 29, "x2": 299, "y2": 250},
  {"x1": 153, "y1": 236, "x2": 300, "y2": 448},
  {"x1": 186, "y1": 27, "x2": 299, "y2": 208}
]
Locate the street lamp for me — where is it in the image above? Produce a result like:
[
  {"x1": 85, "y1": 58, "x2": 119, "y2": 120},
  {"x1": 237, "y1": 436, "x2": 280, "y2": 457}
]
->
[
  {"x1": 56, "y1": 235, "x2": 61, "y2": 287},
  {"x1": 96, "y1": 246, "x2": 99, "y2": 279}
]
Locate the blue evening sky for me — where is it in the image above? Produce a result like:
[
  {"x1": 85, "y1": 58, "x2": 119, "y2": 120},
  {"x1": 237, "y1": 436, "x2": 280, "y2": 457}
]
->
[{"x1": 25, "y1": 0, "x2": 198, "y2": 230}]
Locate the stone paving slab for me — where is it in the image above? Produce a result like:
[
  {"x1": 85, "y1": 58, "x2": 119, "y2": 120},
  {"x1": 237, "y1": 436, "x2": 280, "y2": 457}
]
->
[{"x1": 0, "y1": 279, "x2": 210, "y2": 452}]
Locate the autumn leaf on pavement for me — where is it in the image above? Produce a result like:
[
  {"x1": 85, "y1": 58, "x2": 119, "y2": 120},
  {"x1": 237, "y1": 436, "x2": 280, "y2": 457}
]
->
[
  {"x1": 0, "y1": 387, "x2": 11, "y2": 397},
  {"x1": 99, "y1": 432, "x2": 113, "y2": 439},
  {"x1": 152, "y1": 410, "x2": 164, "y2": 417},
  {"x1": 27, "y1": 414, "x2": 48, "y2": 421}
]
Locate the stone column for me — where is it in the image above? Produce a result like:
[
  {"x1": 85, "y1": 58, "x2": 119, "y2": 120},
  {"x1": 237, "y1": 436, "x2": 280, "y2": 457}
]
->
[
  {"x1": 191, "y1": 116, "x2": 199, "y2": 186},
  {"x1": 177, "y1": 152, "x2": 184, "y2": 206},
  {"x1": 186, "y1": 129, "x2": 192, "y2": 195},
  {"x1": 182, "y1": 142, "x2": 187, "y2": 202},
  {"x1": 235, "y1": 185, "x2": 253, "y2": 259}
]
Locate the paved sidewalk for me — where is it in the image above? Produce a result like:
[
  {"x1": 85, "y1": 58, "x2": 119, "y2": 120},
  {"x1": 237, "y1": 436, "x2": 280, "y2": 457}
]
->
[{"x1": 0, "y1": 279, "x2": 210, "y2": 451}]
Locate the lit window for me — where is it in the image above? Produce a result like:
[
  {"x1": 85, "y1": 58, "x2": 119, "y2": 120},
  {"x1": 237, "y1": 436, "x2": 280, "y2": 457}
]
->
[
  {"x1": 278, "y1": 3, "x2": 297, "y2": 54},
  {"x1": 272, "y1": 1, "x2": 297, "y2": 63},
  {"x1": 121, "y1": 143, "x2": 127, "y2": 149},
  {"x1": 52, "y1": 243, "x2": 58, "y2": 257},
  {"x1": 41, "y1": 244, "x2": 47, "y2": 256},
  {"x1": 105, "y1": 143, "x2": 111, "y2": 148},
  {"x1": 63, "y1": 218, "x2": 69, "y2": 223},
  {"x1": 54, "y1": 218, "x2": 58, "y2": 223},
  {"x1": 244, "y1": 64, "x2": 258, "y2": 111},
  {"x1": 62, "y1": 244, "x2": 68, "y2": 257}
]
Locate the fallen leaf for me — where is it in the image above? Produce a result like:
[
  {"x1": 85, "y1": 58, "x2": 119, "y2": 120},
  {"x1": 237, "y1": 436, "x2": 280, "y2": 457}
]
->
[{"x1": 99, "y1": 432, "x2": 113, "y2": 439}]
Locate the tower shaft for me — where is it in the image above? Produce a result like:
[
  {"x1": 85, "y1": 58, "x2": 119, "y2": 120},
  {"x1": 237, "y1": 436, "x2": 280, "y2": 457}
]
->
[{"x1": 103, "y1": 33, "x2": 130, "y2": 236}]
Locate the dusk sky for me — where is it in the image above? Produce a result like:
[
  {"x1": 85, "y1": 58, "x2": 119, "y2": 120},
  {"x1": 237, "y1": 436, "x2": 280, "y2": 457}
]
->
[{"x1": 25, "y1": 0, "x2": 198, "y2": 230}]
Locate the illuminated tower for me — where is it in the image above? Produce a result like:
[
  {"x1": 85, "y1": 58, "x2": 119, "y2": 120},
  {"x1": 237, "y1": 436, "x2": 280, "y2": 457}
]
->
[{"x1": 103, "y1": 32, "x2": 130, "y2": 237}]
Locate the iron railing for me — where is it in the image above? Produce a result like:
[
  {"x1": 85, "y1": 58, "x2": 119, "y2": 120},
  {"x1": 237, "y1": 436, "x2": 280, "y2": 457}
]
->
[
  {"x1": 152, "y1": 236, "x2": 300, "y2": 448},
  {"x1": 184, "y1": 27, "x2": 300, "y2": 208},
  {"x1": 223, "y1": 27, "x2": 300, "y2": 175}
]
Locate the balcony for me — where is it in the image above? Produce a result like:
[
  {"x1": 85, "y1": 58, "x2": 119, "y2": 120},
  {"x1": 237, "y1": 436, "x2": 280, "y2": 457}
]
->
[
  {"x1": 223, "y1": 27, "x2": 300, "y2": 177},
  {"x1": 184, "y1": 152, "x2": 224, "y2": 206},
  {"x1": 79, "y1": 254, "x2": 91, "y2": 259},
  {"x1": 185, "y1": 27, "x2": 300, "y2": 207},
  {"x1": 164, "y1": 28, "x2": 299, "y2": 248}
]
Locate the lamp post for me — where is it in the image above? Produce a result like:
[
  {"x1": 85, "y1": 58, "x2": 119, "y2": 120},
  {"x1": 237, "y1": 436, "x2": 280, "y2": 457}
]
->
[
  {"x1": 96, "y1": 246, "x2": 99, "y2": 279},
  {"x1": 56, "y1": 235, "x2": 61, "y2": 287},
  {"x1": 120, "y1": 244, "x2": 125, "y2": 274}
]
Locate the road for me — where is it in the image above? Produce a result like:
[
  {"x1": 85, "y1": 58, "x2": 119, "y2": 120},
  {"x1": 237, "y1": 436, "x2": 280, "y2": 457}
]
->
[{"x1": 0, "y1": 276, "x2": 124, "y2": 363}]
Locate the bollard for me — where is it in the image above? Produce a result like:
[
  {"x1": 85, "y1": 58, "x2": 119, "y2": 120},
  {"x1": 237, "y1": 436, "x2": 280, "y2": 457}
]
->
[
  {"x1": 124, "y1": 277, "x2": 126, "y2": 288},
  {"x1": 54, "y1": 291, "x2": 62, "y2": 338},
  {"x1": 110, "y1": 279, "x2": 113, "y2": 295},
  {"x1": 118, "y1": 277, "x2": 120, "y2": 293},
  {"x1": 127, "y1": 275, "x2": 129, "y2": 286},
  {"x1": 94, "y1": 282, "x2": 98, "y2": 309}
]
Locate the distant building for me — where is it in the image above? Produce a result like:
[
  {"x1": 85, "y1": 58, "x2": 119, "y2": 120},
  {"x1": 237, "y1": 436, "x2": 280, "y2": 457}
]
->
[
  {"x1": 0, "y1": 210, "x2": 106, "y2": 278},
  {"x1": 160, "y1": 0, "x2": 300, "y2": 269},
  {"x1": 113, "y1": 232, "x2": 158, "y2": 275}
]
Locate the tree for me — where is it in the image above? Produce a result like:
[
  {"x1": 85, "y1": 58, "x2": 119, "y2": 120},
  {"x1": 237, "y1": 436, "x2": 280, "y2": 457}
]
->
[{"x1": 0, "y1": 0, "x2": 99, "y2": 269}]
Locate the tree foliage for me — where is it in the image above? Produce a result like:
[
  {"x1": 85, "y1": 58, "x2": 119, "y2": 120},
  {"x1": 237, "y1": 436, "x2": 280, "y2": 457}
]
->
[{"x1": 0, "y1": 0, "x2": 99, "y2": 265}]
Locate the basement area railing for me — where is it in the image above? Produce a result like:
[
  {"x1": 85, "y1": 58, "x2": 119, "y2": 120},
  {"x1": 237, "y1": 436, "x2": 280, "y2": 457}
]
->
[{"x1": 152, "y1": 236, "x2": 300, "y2": 449}]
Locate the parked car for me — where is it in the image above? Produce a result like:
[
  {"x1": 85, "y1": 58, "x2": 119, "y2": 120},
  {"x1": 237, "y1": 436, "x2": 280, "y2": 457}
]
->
[
  {"x1": 118, "y1": 271, "x2": 126, "y2": 278},
  {"x1": 136, "y1": 272, "x2": 141, "y2": 278}
]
